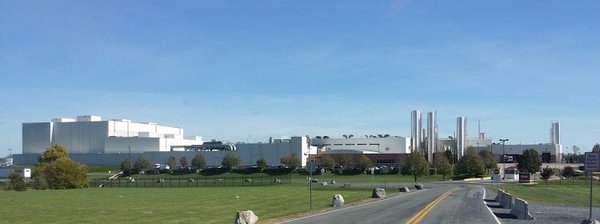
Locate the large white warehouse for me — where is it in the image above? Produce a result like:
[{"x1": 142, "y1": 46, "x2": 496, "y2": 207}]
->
[
  {"x1": 310, "y1": 136, "x2": 411, "y2": 154},
  {"x1": 22, "y1": 115, "x2": 203, "y2": 154}
]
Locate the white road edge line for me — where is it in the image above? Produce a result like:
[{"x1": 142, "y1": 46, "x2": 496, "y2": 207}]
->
[
  {"x1": 280, "y1": 189, "x2": 431, "y2": 224},
  {"x1": 482, "y1": 187, "x2": 502, "y2": 224}
]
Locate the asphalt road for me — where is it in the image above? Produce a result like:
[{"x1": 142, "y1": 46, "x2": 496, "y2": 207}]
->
[{"x1": 282, "y1": 183, "x2": 499, "y2": 224}]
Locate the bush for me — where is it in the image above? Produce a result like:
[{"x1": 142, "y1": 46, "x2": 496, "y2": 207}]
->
[
  {"x1": 7, "y1": 173, "x2": 27, "y2": 191},
  {"x1": 200, "y1": 167, "x2": 229, "y2": 176},
  {"x1": 33, "y1": 145, "x2": 88, "y2": 189},
  {"x1": 263, "y1": 167, "x2": 293, "y2": 175},
  {"x1": 232, "y1": 167, "x2": 260, "y2": 174},
  {"x1": 172, "y1": 167, "x2": 196, "y2": 175}
]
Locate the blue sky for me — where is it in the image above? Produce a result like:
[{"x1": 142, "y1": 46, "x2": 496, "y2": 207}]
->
[{"x1": 1, "y1": 0, "x2": 599, "y2": 157}]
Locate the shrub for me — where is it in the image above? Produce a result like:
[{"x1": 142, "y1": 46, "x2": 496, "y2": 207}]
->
[
  {"x1": 33, "y1": 144, "x2": 88, "y2": 189},
  {"x1": 263, "y1": 167, "x2": 293, "y2": 175},
  {"x1": 7, "y1": 173, "x2": 27, "y2": 191}
]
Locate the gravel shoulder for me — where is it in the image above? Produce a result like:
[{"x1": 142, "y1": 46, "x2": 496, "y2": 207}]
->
[{"x1": 485, "y1": 190, "x2": 600, "y2": 224}]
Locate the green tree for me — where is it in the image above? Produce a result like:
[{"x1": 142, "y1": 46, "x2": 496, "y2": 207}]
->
[
  {"x1": 443, "y1": 149, "x2": 456, "y2": 165},
  {"x1": 433, "y1": 154, "x2": 453, "y2": 181},
  {"x1": 403, "y1": 151, "x2": 429, "y2": 182},
  {"x1": 192, "y1": 153, "x2": 206, "y2": 169},
  {"x1": 593, "y1": 144, "x2": 600, "y2": 153},
  {"x1": 179, "y1": 156, "x2": 188, "y2": 168},
  {"x1": 37, "y1": 144, "x2": 68, "y2": 164},
  {"x1": 133, "y1": 155, "x2": 152, "y2": 172},
  {"x1": 479, "y1": 150, "x2": 497, "y2": 174},
  {"x1": 33, "y1": 144, "x2": 88, "y2": 189},
  {"x1": 572, "y1": 145, "x2": 580, "y2": 155},
  {"x1": 339, "y1": 155, "x2": 353, "y2": 168},
  {"x1": 358, "y1": 155, "x2": 373, "y2": 171},
  {"x1": 280, "y1": 153, "x2": 301, "y2": 168},
  {"x1": 562, "y1": 166, "x2": 575, "y2": 183},
  {"x1": 7, "y1": 173, "x2": 27, "y2": 191},
  {"x1": 455, "y1": 149, "x2": 485, "y2": 178},
  {"x1": 166, "y1": 156, "x2": 177, "y2": 170},
  {"x1": 540, "y1": 165, "x2": 554, "y2": 183},
  {"x1": 320, "y1": 155, "x2": 335, "y2": 171},
  {"x1": 256, "y1": 158, "x2": 268, "y2": 171},
  {"x1": 120, "y1": 158, "x2": 132, "y2": 174},
  {"x1": 222, "y1": 152, "x2": 241, "y2": 169},
  {"x1": 517, "y1": 148, "x2": 541, "y2": 173}
]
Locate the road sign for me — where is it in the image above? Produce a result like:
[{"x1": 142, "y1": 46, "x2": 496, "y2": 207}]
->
[{"x1": 584, "y1": 152, "x2": 600, "y2": 172}]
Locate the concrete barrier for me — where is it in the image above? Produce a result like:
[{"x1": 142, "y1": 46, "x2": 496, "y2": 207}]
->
[
  {"x1": 500, "y1": 192, "x2": 513, "y2": 209},
  {"x1": 510, "y1": 198, "x2": 533, "y2": 220},
  {"x1": 495, "y1": 190, "x2": 505, "y2": 202}
]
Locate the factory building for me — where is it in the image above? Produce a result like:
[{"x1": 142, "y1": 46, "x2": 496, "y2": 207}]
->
[
  {"x1": 22, "y1": 115, "x2": 203, "y2": 154},
  {"x1": 15, "y1": 116, "x2": 315, "y2": 167},
  {"x1": 310, "y1": 136, "x2": 411, "y2": 154}
]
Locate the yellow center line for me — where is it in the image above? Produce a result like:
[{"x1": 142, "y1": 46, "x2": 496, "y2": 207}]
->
[{"x1": 405, "y1": 187, "x2": 458, "y2": 224}]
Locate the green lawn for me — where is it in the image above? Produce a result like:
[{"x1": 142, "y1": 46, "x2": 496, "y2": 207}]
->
[
  {"x1": 0, "y1": 184, "x2": 375, "y2": 224},
  {"x1": 490, "y1": 180, "x2": 600, "y2": 207}
]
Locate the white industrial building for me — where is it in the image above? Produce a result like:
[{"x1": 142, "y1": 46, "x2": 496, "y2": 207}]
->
[
  {"x1": 22, "y1": 115, "x2": 203, "y2": 154},
  {"x1": 310, "y1": 136, "x2": 411, "y2": 154}
]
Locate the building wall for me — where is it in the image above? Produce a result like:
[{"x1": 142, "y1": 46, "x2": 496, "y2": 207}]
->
[
  {"x1": 104, "y1": 137, "x2": 161, "y2": 153},
  {"x1": 52, "y1": 121, "x2": 109, "y2": 154},
  {"x1": 22, "y1": 122, "x2": 53, "y2": 154},
  {"x1": 489, "y1": 143, "x2": 561, "y2": 163},
  {"x1": 310, "y1": 137, "x2": 411, "y2": 154},
  {"x1": 15, "y1": 136, "x2": 313, "y2": 167},
  {"x1": 22, "y1": 116, "x2": 202, "y2": 155}
]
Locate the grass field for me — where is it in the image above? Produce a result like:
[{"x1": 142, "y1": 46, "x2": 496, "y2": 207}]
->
[
  {"x1": 0, "y1": 184, "x2": 380, "y2": 224},
  {"x1": 490, "y1": 180, "x2": 600, "y2": 207}
]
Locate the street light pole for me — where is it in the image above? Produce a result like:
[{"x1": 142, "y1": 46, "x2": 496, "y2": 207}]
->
[{"x1": 499, "y1": 139, "x2": 509, "y2": 179}]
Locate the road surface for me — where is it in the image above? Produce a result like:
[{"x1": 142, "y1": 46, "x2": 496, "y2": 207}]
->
[{"x1": 282, "y1": 183, "x2": 499, "y2": 224}]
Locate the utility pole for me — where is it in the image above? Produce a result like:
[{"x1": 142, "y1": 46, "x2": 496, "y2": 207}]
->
[
  {"x1": 499, "y1": 139, "x2": 509, "y2": 179},
  {"x1": 128, "y1": 146, "x2": 132, "y2": 174}
]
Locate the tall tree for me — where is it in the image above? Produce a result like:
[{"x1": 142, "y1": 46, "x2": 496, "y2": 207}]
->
[
  {"x1": 339, "y1": 155, "x2": 353, "y2": 168},
  {"x1": 562, "y1": 166, "x2": 575, "y2": 183},
  {"x1": 166, "y1": 156, "x2": 177, "y2": 170},
  {"x1": 179, "y1": 156, "x2": 188, "y2": 168},
  {"x1": 433, "y1": 153, "x2": 453, "y2": 181},
  {"x1": 280, "y1": 153, "x2": 301, "y2": 168},
  {"x1": 455, "y1": 149, "x2": 485, "y2": 178},
  {"x1": 256, "y1": 158, "x2": 267, "y2": 171},
  {"x1": 517, "y1": 148, "x2": 541, "y2": 173},
  {"x1": 403, "y1": 151, "x2": 429, "y2": 182},
  {"x1": 320, "y1": 155, "x2": 335, "y2": 171},
  {"x1": 443, "y1": 149, "x2": 456, "y2": 165},
  {"x1": 593, "y1": 144, "x2": 600, "y2": 153},
  {"x1": 120, "y1": 158, "x2": 132, "y2": 173},
  {"x1": 133, "y1": 155, "x2": 152, "y2": 172},
  {"x1": 572, "y1": 145, "x2": 580, "y2": 155},
  {"x1": 222, "y1": 152, "x2": 241, "y2": 169},
  {"x1": 191, "y1": 153, "x2": 206, "y2": 169},
  {"x1": 33, "y1": 144, "x2": 88, "y2": 189},
  {"x1": 358, "y1": 155, "x2": 373, "y2": 171},
  {"x1": 479, "y1": 150, "x2": 497, "y2": 174},
  {"x1": 540, "y1": 166, "x2": 554, "y2": 183}
]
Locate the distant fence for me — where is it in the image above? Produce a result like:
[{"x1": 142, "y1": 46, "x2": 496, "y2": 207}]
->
[{"x1": 91, "y1": 175, "x2": 292, "y2": 188}]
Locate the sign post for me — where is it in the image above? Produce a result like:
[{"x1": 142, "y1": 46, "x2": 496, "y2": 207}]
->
[
  {"x1": 309, "y1": 160, "x2": 314, "y2": 210},
  {"x1": 584, "y1": 152, "x2": 599, "y2": 222}
]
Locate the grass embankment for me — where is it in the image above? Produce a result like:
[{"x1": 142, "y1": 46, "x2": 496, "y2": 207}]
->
[
  {"x1": 0, "y1": 184, "x2": 374, "y2": 224},
  {"x1": 490, "y1": 178, "x2": 600, "y2": 207}
]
